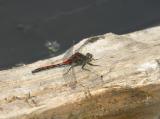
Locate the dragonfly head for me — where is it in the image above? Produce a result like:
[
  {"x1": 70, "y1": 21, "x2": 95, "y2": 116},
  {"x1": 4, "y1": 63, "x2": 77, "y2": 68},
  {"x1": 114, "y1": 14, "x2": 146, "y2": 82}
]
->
[{"x1": 86, "y1": 53, "x2": 93, "y2": 61}]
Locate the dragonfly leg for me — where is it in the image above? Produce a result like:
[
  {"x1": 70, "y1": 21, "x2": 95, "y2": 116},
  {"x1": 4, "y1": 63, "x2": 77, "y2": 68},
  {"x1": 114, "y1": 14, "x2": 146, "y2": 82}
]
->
[
  {"x1": 92, "y1": 58, "x2": 99, "y2": 60},
  {"x1": 82, "y1": 62, "x2": 90, "y2": 71},
  {"x1": 87, "y1": 62, "x2": 99, "y2": 66},
  {"x1": 64, "y1": 66, "x2": 72, "y2": 74}
]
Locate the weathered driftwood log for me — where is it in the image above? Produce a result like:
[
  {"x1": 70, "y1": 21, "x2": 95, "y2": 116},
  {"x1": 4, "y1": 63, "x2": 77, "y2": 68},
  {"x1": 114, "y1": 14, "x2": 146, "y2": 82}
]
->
[{"x1": 0, "y1": 26, "x2": 160, "y2": 119}]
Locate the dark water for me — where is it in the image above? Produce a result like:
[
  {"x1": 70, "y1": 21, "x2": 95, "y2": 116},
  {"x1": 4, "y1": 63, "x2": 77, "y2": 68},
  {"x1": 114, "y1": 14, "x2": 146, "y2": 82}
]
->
[{"x1": 0, "y1": 0, "x2": 160, "y2": 69}]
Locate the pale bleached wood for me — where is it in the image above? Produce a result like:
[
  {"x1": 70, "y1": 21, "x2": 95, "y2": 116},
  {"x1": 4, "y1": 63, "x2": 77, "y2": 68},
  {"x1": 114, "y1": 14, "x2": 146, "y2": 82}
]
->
[{"x1": 0, "y1": 26, "x2": 160, "y2": 119}]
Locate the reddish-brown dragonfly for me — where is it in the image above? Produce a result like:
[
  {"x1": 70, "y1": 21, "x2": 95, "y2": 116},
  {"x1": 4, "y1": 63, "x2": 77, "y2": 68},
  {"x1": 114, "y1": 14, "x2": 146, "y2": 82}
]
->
[{"x1": 32, "y1": 52, "x2": 98, "y2": 74}]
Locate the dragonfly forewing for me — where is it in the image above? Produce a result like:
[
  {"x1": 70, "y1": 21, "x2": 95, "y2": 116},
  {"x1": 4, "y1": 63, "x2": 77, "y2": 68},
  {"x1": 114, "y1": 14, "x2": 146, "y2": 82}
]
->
[
  {"x1": 62, "y1": 40, "x2": 103, "y2": 90},
  {"x1": 63, "y1": 41, "x2": 77, "y2": 89}
]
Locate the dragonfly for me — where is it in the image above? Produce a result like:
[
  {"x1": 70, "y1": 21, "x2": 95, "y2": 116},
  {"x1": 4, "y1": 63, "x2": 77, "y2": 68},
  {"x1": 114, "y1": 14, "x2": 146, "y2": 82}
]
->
[{"x1": 32, "y1": 52, "x2": 98, "y2": 74}]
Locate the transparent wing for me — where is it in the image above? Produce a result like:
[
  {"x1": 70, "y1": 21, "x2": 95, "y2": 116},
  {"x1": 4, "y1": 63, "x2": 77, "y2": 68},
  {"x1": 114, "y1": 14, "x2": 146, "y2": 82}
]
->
[
  {"x1": 75, "y1": 37, "x2": 104, "y2": 90},
  {"x1": 79, "y1": 57, "x2": 103, "y2": 90},
  {"x1": 75, "y1": 35, "x2": 104, "y2": 53},
  {"x1": 62, "y1": 41, "x2": 77, "y2": 89}
]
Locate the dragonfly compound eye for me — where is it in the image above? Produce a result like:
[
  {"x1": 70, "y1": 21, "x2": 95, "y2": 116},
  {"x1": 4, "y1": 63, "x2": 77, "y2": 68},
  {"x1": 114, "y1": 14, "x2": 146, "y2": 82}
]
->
[{"x1": 86, "y1": 53, "x2": 93, "y2": 59}]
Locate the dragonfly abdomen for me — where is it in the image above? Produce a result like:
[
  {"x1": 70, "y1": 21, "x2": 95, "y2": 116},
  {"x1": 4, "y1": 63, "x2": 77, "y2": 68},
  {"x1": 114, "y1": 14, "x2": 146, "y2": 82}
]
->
[{"x1": 32, "y1": 63, "x2": 66, "y2": 74}]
